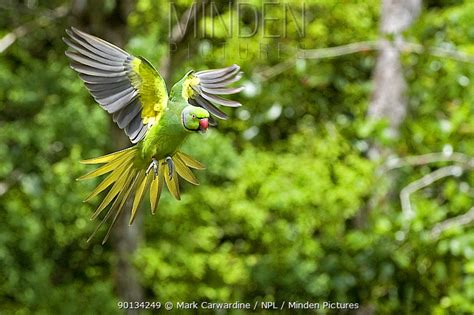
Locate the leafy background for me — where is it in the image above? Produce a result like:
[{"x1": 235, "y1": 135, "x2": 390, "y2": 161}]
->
[{"x1": 1, "y1": 0, "x2": 473, "y2": 314}]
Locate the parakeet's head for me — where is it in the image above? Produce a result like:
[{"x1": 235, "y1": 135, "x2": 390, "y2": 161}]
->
[{"x1": 181, "y1": 106, "x2": 210, "y2": 133}]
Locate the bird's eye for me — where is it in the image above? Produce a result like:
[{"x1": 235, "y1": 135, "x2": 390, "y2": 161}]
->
[{"x1": 192, "y1": 114, "x2": 196, "y2": 119}]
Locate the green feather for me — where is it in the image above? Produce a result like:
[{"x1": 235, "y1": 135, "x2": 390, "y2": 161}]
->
[
  {"x1": 129, "y1": 171, "x2": 150, "y2": 225},
  {"x1": 176, "y1": 151, "x2": 206, "y2": 170},
  {"x1": 87, "y1": 168, "x2": 136, "y2": 242},
  {"x1": 101, "y1": 170, "x2": 139, "y2": 244},
  {"x1": 149, "y1": 163, "x2": 164, "y2": 214},
  {"x1": 164, "y1": 161, "x2": 180, "y2": 200},
  {"x1": 173, "y1": 155, "x2": 199, "y2": 185},
  {"x1": 82, "y1": 152, "x2": 135, "y2": 202},
  {"x1": 80, "y1": 147, "x2": 134, "y2": 164},
  {"x1": 91, "y1": 163, "x2": 133, "y2": 219},
  {"x1": 78, "y1": 149, "x2": 134, "y2": 180}
]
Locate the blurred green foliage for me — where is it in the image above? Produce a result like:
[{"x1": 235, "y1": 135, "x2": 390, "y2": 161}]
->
[{"x1": 1, "y1": 0, "x2": 473, "y2": 314}]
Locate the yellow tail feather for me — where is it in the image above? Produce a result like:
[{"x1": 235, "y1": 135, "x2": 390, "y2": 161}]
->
[
  {"x1": 93, "y1": 164, "x2": 134, "y2": 217},
  {"x1": 77, "y1": 149, "x2": 135, "y2": 180},
  {"x1": 174, "y1": 155, "x2": 199, "y2": 185},
  {"x1": 164, "y1": 161, "x2": 180, "y2": 200},
  {"x1": 129, "y1": 171, "x2": 147, "y2": 225},
  {"x1": 80, "y1": 147, "x2": 135, "y2": 164},
  {"x1": 80, "y1": 148, "x2": 206, "y2": 243},
  {"x1": 176, "y1": 151, "x2": 206, "y2": 170},
  {"x1": 149, "y1": 162, "x2": 164, "y2": 215}
]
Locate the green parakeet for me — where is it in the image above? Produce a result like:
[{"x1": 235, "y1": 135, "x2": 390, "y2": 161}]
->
[{"x1": 64, "y1": 28, "x2": 243, "y2": 243}]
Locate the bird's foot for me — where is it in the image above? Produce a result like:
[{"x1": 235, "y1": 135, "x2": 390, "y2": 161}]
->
[
  {"x1": 146, "y1": 158, "x2": 159, "y2": 179},
  {"x1": 165, "y1": 156, "x2": 174, "y2": 180}
]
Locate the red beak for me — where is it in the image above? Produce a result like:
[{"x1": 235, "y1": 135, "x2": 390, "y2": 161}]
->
[{"x1": 199, "y1": 118, "x2": 209, "y2": 131}]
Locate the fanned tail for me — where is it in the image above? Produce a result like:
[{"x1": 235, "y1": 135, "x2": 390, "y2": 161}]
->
[{"x1": 78, "y1": 148, "x2": 205, "y2": 244}]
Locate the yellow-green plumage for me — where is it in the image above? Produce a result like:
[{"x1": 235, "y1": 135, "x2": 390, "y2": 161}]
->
[
  {"x1": 81, "y1": 149, "x2": 205, "y2": 244},
  {"x1": 129, "y1": 57, "x2": 168, "y2": 126},
  {"x1": 64, "y1": 27, "x2": 243, "y2": 242}
]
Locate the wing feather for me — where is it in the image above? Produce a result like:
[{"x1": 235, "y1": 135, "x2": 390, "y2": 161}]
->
[
  {"x1": 125, "y1": 112, "x2": 144, "y2": 140},
  {"x1": 64, "y1": 27, "x2": 168, "y2": 143},
  {"x1": 79, "y1": 73, "x2": 129, "y2": 84},
  {"x1": 200, "y1": 91, "x2": 241, "y2": 107},
  {"x1": 102, "y1": 90, "x2": 139, "y2": 113},
  {"x1": 200, "y1": 72, "x2": 243, "y2": 89},
  {"x1": 131, "y1": 124, "x2": 148, "y2": 143},
  {"x1": 189, "y1": 96, "x2": 228, "y2": 119},
  {"x1": 70, "y1": 63, "x2": 128, "y2": 77},
  {"x1": 200, "y1": 86, "x2": 244, "y2": 95},
  {"x1": 172, "y1": 64, "x2": 243, "y2": 121},
  {"x1": 70, "y1": 27, "x2": 129, "y2": 58},
  {"x1": 113, "y1": 98, "x2": 142, "y2": 128},
  {"x1": 85, "y1": 81, "x2": 130, "y2": 92},
  {"x1": 65, "y1": 30, "x2": 124, "y2": 62},
  {"x1": 66, "y1": 51, "x2": 125, "y2": 69}
]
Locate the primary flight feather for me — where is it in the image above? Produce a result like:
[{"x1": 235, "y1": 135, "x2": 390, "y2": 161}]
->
[{"x1": 64, "y1": 28, "x2": 244, "y2": 243}]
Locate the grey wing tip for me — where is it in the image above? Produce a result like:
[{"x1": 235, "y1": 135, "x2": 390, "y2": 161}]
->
[
  {"x1": 68, "y1": 27, "x2": 85, "y2": 37},
  {"x1": 62, "y1": 37, "x2": 72, "y2": 49},
  {"x1": 65, "y1": 28, "x2": 74, "y2": 37},
  {"x1": 224, "y1": 64, "x2": 239, "y2": 73},
  {"x1": 70, "y1": 26, "x2": 81, "y2": 34}
]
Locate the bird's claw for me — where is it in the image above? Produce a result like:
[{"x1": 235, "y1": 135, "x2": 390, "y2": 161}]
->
[
  {"x1": 146, "y1": 158, "x2": 159, "y2": 179},
  {"x1": 165, "y1": 156, "x2": 174, "y2": 180}
]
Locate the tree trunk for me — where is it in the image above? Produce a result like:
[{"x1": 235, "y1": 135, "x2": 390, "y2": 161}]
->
[
  {"x1": 367, "y1": 0, "x2": 421, "y2": 157},
  {"x1": 356, "y1": 1, "x2": 422, "y2": 229},
  {"x1": 356, "y1": 1, "x2": 421, "y2": 311},
  {"x1": 71, "y1": 1, "x2": 144, "y2": 312},
  {"x1": 111, "y1": 129, "x2": 144, "y2": 313},
  {"x1": 368, "y1": 39, "x2": 406, "y2": 139}
]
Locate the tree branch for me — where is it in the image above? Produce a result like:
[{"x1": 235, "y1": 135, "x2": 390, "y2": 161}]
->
[
  {"x1": 430, "y1": 207, "x2": 474, "y2": 239},
  {"x1": 0, "y1": 5, "x2": 68, "y2": 54},
  {"x1": 400, "y1": 41, "x2": 474, "y2": 64},
  {"x1": 400, "y1": 165, "x2": 464, "y2": 220},
  {"x1": 384, "y1": 152, "x2": 474, "y2": 171},
  {"x1": 300, "y1": 40, "x2": 381, "y2": 59},
  {"x1": 0, "y1": 25, "x2": 28, "y2": 53},
  {"x1": 385, "y1": 152, "x2": 474, "y2": 238},
  {"x1": 257, "y1": 39, "x2": 474, "y2": 81}
]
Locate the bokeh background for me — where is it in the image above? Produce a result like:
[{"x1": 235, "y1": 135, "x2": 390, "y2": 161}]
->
[{"x1": 1, "y1": 0, "x2": 474, "y2": 314}]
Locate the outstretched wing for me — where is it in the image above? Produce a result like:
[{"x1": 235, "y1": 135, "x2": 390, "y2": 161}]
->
[
  {"x1": 176, "y1": 64, "x2": 244, "y2": 123},
  {"x1": 63, "y1": 27, "x2": 168, "y2": 143}
]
